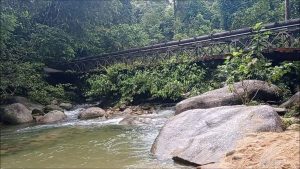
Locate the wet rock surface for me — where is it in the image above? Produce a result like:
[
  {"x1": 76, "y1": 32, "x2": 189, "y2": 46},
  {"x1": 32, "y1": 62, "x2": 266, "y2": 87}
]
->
[
  {"x1": 78, "y1": 107, "x2": 106, "y2": 120},
  {"x1": 119, "y1": 116, "x2": 153, "y2": 125},
  {"x1": 105, "y1": 105, "x2": 155, "y2": 118},
  {"x1": 36, "y1": 110, "x2": 67, "y2": 124}
]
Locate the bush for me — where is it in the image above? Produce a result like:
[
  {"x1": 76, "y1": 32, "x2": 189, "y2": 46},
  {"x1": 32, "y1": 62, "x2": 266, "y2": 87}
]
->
[
  {"x1": 217, "y1": 23, "x2": 294, "y2": 104},
  {"x1": 0, "y1": 61, "x2": 69, "y2": 104},
  {"x1": 86, "y1": 54, "x2": 216, "y2": 105},
  {"x1": 284, "y1": 106, "x2": 300, "y2": 118}
]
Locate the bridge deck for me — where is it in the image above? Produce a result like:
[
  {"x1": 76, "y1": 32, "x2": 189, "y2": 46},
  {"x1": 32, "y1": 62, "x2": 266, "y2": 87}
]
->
[{"x1": 50, "y1": 19, "x2": 300, "y2": 72}]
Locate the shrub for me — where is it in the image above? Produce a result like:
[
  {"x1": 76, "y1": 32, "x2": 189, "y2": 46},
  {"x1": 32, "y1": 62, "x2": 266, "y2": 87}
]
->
[
  {"x1": 217, "y1": 23, "x2": 294, "y2": 104},
  {"x1": 86, "y1": 54, "x2": 215, "y2": 105}
]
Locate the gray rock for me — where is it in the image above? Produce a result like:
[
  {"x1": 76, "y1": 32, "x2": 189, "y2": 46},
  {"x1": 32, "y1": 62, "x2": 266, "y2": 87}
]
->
[
  {"x1": 44, "y1": 104, "x2": 63, "y2": 113},
  {"x1": 176, "y1": 80, "x2": 281, "y2": 114},
  {"x1": 36, "y1": 110, "x2": 66, "y2": 124},
  {"x1": 78, "y1": 107, "x2": 105, "y2": 120},
  {"x1": 59, "y1": 103, "x2": 73, "y2": 110},
  {"x1": 5, "y1": 96, "x2": 44, "y2": 114},
  {"x1": 273, "y1": 107, "x2": 287, "y2": 113},
  {"x1": 151, "y1": 105, "x2": 283, "y2": 166},
  {"x1": 280, "y1": 92, "x2": 300, "y2": 108},
  {"x1": 122, "y1": 108, "x2": 133, "y2": 114},
  {"x1": 0, "y1": 103, "x2": 33, "y2": 124}
]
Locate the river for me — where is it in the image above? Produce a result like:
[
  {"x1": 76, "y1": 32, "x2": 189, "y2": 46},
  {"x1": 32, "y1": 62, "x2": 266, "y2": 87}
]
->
[{"x1": 0, "y1": 107, "x2": 190, "y2": 169}]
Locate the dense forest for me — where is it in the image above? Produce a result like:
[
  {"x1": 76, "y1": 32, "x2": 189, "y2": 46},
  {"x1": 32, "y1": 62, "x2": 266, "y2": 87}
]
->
[
  {"x1": 1, "y1": 1, "x2": 300, "y2": 168},
  {"x1": 1, "y1": 0, "x2": 300, "y2": 105}
]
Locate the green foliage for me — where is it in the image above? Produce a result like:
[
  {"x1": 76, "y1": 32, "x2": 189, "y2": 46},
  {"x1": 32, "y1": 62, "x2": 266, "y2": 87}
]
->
[
  {"x1": 217, "y1": 23, "x2": 295, "y2": 104},
  {"x1": 1, "y1": 0, "x2": 299, "y2": 105},
  {"x1": 0, "y1": 13, "x2": 17, "y2": 48},
  {"x1": 86, "y1": 54, "x2": 213, "y2": 105},
  {"x1": 0, "y1": 2, "x2": 73, "y2": 104},
  {"x1": 31, "y1": 24, "x2": 76, "y2": 62},
  {"x1": 284, "y1": 106, "x2": 300, "y2": 118},
  {"x1": 281, "y1": 118, "x2": 294, "y2": 130},
  {"x1": 231, "y1": 0, "x2": 284, "y2": 29},
  {"x1": 140, "y1": 5, "x2": 174, "y2": 42},
  {"x1": 28, "y1": 84, "x2": 69, "y2": 104},
  {"x1": 104, "y1": 24, "x2": 150, "y2": 51},
  {"x1": 218, "y1": 50, "x2": 293, "y2": 85},
  {"x1": 0, "y1": 60, "x2": 68, "y2": 104}
]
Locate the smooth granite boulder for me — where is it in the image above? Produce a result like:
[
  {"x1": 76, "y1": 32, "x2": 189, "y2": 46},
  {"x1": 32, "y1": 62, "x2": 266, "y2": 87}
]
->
[
  {"x1": 0, "y1": 103, "x2": 33, "y2": 124},
  {"x1": 36, "y1": 110, "x2": 66, "y2": 124},
  {"x1": 151, "y1": 105, "x2": 283, "y2": 166},
  {"x1": 176, "y1": 80, "x2": 281, "y2": 114},
  {"x1": 78, "y1": 107, "x2": 106, "y2": 120}
]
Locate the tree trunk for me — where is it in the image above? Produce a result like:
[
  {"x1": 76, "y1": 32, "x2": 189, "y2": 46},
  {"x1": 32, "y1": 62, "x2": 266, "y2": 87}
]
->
[{"x1": 285, "y1": 0, "x2": 290, "y2": 21}]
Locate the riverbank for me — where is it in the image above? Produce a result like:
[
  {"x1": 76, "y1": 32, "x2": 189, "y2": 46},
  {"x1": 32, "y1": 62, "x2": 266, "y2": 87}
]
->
[{"x1": 1, "y1": 80, "x2": 299, "y2": 169}]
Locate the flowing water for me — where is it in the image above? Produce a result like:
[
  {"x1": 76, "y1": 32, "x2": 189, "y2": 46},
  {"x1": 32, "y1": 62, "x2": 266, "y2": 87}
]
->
[{"x1": 0, "y1": 107, "x2": 189, "y2": 169}]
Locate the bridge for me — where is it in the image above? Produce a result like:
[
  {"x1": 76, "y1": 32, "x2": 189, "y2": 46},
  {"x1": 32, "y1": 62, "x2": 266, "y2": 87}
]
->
[{"x1": 51, "y1": 19, "x2": 300, "y2": 72}]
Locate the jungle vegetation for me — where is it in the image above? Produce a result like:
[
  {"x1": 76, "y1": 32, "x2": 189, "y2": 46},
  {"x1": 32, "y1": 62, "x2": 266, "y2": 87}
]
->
[{"x1": 0, "y1": 0, "x2": 299, "y2": 105}]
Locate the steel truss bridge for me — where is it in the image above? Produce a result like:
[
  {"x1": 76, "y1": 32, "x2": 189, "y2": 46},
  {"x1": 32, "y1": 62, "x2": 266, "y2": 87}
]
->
[{"x1": 53, "y1": 19, "x2": 300, "y2": 72}]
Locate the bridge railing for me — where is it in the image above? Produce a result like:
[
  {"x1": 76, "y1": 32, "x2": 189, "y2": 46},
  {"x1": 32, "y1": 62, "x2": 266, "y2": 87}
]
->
[{"x1": 53, "y1": 19, "x2": 300, "y2": 72}]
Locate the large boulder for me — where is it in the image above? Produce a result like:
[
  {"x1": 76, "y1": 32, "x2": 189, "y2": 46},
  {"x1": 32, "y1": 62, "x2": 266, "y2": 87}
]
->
[
  {"x1": 280, "y1": 92, "x2": 300, "y2": 108},
  {"x1": 78, "y1": 107, "x2": 105, "y2": 120},
  {"x1": 151, "y1": 105, "x2": 283, "y2": 166},
  {"x1": 36, "y1": 110, "x2": 66, "y2": 124},
  {"x1": 0, "y1": 103, "x2": 33, "y2": 124},
  {"x1": 4, "y1": 96, "x2": 44, "y2": 114},
  {"x1": 176, "y1": 80, "x2": 281, "y2": 114}
]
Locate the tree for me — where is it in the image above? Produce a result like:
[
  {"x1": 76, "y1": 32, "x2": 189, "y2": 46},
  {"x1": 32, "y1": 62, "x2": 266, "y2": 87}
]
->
[
  {"x1": 231, "y1": 0, "x2": 284, "y2": 29},
  {"x1": 217, "y1": 23, "x2": 293, "y2": 104},
  {"x1": 285, "y1": 0, "x2": 290, "y2": 20}
]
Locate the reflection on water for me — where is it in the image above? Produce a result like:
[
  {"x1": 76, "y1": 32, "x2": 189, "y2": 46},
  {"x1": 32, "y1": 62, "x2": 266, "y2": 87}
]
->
[{"x1": 0, "y1": 108, "x2": 189, "y2": 169}]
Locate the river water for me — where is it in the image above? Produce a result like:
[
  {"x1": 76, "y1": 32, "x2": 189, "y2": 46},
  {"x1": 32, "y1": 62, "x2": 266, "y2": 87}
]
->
[{"x1": 0, "y1": 107, "x2": 189, "y2": 169}]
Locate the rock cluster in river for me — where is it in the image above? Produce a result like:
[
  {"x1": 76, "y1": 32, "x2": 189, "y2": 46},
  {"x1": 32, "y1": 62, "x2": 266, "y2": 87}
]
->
[
  {"x1": 152, "y1": 80, "x2": 299, "y2": 167},
  {"x1": 0, "y1": 96, "x2": 71, "y2": 125},
  {"x1": 76, "y1": 105, "x2": 156, "y2": 120},
  {"x1": 106, "y1": 105, "x2": 155, "y2": 117}
]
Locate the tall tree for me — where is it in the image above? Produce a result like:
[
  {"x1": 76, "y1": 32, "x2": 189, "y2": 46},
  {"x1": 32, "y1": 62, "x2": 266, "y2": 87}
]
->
[{"x1": 285, "y1": 0, "x2": 290, "y2": 20}]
